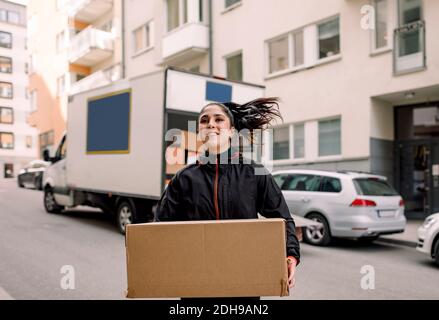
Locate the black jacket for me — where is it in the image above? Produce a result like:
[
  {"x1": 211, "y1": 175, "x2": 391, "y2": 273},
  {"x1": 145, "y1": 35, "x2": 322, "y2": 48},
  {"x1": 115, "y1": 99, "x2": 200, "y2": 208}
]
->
[{"x1": 155, "y1": 147, "x2": 301, "y2": 263}]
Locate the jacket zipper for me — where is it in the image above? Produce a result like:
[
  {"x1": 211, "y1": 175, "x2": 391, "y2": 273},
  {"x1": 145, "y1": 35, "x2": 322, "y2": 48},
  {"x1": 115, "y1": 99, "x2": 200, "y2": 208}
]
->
[{"x1": 214, "y1": 158, "x2": 220, "y2": 220}]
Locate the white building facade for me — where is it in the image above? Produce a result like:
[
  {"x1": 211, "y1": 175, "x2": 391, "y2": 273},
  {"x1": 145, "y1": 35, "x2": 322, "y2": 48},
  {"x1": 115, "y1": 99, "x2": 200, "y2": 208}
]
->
[
  {"x1": 123, "y1": 0, "x2": 439, "y2": 218},
  {"x1": 0, "y1": 0, "x2": 38, "y2": 180}
]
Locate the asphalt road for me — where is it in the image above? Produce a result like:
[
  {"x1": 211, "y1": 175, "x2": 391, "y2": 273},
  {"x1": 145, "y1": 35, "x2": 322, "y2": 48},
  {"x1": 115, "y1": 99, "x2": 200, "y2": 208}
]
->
[{"x1": 1, "y1": 179, "x2": 438, "y2": 300}]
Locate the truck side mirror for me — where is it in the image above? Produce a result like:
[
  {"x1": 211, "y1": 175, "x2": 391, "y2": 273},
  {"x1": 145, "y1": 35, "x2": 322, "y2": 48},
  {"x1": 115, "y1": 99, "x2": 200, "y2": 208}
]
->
[{"x1": 43, "y1": 149, "x2": 51, "y2": 162}]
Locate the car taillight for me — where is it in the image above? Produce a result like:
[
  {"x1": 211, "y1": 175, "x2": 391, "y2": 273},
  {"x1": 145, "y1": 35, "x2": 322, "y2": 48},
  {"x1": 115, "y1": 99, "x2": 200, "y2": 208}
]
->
[
  {"x1": 350, "y1": 199, "x2": 377, "y2": 207},
  {"x1": 399, "y1": 199, "x2": 405, "y2": 207}
]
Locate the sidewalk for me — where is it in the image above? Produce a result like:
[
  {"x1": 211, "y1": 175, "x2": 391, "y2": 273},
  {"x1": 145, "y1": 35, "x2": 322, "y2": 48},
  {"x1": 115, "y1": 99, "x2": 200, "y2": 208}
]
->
[{"x1": 378, "y1": 219, "x2": 424, "y2": 248}]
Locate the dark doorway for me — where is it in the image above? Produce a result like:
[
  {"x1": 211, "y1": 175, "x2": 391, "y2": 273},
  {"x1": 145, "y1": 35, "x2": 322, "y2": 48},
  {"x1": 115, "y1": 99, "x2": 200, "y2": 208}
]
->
[
  {"x1": 4, "y1": 163, "x2": 13, "y2": 178},
  {"x1": 395, "y1": 103, "x2": 439, "y2": 218}
]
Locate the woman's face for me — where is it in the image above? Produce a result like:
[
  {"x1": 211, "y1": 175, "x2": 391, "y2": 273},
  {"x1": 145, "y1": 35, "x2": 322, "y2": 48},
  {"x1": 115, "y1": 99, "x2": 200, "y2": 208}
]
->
[{"x1": 198, "y1": 105, "x2": 234, "y2": 152}]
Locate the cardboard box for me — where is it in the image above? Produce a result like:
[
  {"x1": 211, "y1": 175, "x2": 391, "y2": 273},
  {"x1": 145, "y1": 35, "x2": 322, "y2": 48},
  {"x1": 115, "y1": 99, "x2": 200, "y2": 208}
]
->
[{"x1": 125, "y1": 219, "x2": 289, "y2": 298}]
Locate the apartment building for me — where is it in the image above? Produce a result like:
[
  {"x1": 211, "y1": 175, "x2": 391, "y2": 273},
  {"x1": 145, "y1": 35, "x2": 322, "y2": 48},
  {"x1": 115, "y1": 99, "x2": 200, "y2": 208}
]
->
[
  {"x1": 27, "y1": 0, "x2": 438, "y2": 217},
  {"x1": 124, "y1": 0, "x2": 438, "y2": 218},
  {"x1": 0, "y1": 0, "x2": 38, "y2": 180},
  {"x1": 27, "y1": 0, "x2": 123, "y2": 156}
]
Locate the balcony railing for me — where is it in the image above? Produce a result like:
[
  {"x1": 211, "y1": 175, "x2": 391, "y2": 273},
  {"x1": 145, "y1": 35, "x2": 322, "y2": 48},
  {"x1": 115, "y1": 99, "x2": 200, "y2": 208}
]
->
[
  {"x1": 69, "y1": 64, "x2": 122, "y2": 96},
  {"x1": 394, "y1": 20, "x2": 426, "y2": 75},
  {"x1": 162, "y1": 23, "x2": 209, "y2": 63},
  {"x1": 65, "y1": 0, "x2": 113, "y2": 23},
  {"x1": 68, "y1": 26, "x2": 114, "y2": 66}
]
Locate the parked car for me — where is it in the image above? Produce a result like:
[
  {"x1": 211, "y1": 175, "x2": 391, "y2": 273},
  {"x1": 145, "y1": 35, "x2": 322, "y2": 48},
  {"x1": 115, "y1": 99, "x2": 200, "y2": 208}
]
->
[
  {"x1": 272, "y1": 169, "x2": 406, "y2": 246},
  {"x1": 17, "y1": 160, "x2": 50, "y2": 190},
  {"x1": 417, "y1": 213, "x2": 439, "y2": 266}
]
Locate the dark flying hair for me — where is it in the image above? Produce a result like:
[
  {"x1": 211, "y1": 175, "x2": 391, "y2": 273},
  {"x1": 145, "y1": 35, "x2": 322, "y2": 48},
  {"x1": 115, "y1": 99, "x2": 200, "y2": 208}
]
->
[{"x1": 199, "y1": 97, "x2": 283, "y2": 131}]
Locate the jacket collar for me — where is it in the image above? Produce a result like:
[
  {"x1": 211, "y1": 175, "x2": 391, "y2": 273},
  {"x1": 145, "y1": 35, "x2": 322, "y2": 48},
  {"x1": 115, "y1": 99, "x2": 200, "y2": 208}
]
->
[{"x1": 196, "y1": 146, "x2": 242, "y2": 169}]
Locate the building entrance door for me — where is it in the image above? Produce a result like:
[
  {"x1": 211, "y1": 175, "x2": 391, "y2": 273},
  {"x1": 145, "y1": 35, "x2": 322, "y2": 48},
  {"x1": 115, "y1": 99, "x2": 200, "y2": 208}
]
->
[{"x1": 396, "y1": 139, "x2": 439, "y2": 218}]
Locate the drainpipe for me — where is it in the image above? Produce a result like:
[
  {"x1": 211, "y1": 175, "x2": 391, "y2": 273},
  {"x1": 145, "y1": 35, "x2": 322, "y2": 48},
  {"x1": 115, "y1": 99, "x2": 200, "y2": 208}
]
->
[
  {"x1": 208, "y1": 0, "x2": 213, "y2": 76},
  {"x1": 121, "y1": 0, "x2": 126, "y2": 79}
]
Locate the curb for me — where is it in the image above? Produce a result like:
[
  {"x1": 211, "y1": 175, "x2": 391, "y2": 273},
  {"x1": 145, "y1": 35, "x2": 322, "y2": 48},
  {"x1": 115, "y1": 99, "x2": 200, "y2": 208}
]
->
[{"x1": 377, "y1": 237, "x2": 417, "y2": 248}]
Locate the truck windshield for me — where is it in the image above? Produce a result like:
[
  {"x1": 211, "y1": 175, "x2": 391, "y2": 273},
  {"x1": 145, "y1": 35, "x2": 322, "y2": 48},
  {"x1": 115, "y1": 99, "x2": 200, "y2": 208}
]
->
[{"x1": 353, "y1": 178, "x2": 399, "y2": 196}]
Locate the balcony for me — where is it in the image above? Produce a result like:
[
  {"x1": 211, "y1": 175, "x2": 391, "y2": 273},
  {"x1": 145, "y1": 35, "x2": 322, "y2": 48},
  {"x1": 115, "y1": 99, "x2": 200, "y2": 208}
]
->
[
  {"x1": 162, "y1": 23, "x2": 209, "y2": 64},
  {"x1": 66, "y1": 0, "x2": 113, "y2": 23},
  {"x1": 69, "y1": 64, "x2": 122, "y2": 96},
  {"x1": 68, "y1": 26, "x2": 114, "y2": 66},
  {"x1": 393, "y1": 20, "x2": 426, "y2": 75}
]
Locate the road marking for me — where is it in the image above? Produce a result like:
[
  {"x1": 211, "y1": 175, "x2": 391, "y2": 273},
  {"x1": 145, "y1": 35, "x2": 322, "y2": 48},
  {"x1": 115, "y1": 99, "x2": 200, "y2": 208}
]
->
[{"x1": 0, "y1": 287, "x2": 14, "y2": 300}]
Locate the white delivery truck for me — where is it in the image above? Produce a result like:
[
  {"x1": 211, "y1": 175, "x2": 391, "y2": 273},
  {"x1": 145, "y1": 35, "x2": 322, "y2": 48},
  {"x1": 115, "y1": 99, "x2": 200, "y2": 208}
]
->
[{"x1": 41, "y1": 68, "x2": 266, "y2": 234}]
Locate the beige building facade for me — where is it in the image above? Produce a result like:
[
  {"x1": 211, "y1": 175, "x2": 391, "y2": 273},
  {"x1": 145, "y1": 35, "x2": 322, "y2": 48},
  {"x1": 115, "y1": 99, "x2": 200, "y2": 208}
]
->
[{"x1": 27, "y1": 0, "x2": 123, "y2": 156}]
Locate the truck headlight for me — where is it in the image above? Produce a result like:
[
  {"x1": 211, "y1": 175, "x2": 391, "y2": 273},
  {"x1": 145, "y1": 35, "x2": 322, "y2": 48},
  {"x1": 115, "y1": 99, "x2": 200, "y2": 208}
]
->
[{"x1": 422, "y1": 216, "x2": 436, "y2": 229}]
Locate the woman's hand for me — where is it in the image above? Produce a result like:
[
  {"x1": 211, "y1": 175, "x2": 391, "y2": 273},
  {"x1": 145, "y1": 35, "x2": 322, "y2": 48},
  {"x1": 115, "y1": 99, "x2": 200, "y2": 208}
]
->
[{"x1": 287, "y1": 257, "x2": 297, "y2": 289}]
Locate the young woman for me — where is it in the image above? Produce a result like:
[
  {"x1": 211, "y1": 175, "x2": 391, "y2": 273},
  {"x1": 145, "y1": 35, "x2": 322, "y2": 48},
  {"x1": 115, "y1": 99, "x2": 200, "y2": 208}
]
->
[{"x1": 155, "y1": 97, "x2": 300, "y2": 291}]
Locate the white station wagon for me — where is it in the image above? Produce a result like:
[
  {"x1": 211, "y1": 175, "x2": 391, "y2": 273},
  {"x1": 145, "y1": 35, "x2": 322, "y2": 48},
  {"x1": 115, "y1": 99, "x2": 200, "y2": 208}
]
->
[{"x1": 272, "y1": 169, "x2": 406, "y2": 246}]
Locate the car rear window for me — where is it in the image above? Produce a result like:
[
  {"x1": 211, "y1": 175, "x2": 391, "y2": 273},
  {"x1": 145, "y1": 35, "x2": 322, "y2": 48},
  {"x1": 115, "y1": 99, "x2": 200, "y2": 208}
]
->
[{"x1": 353, "y1": 178, "x2": 399, "y2": 196}]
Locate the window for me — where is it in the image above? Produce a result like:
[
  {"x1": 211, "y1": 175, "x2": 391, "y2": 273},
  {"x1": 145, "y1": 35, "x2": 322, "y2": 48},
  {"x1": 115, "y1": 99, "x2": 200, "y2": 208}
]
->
[
  {"x1": 133, "y1": 21, "x2": 153, "y2": 53},
  {"x1": 285, "y1": 174, "x2": 322, "y2": 192},
  {"x1": 0, "y1": 82, "x2": 13, "y2": 99},
  {"x1": 321, "y1": 177, "x2": 342, "y2": 193},
  {"x1": 0, "y1": 57, "x2": 12, "y2": 73},
  {"x1": 353, "y1": 178, "x2": 398, "y2": 196},
  {"x1": 167, "y1": 0, "x2": 180, "y2": 31},
  {"x1": 0, "y1": 107, "x2": 13, "y2": 124},
  {"x1": 293, "y1": 31, "x2": 304, "y2": 66},
  {"x1": 0, "y1": 10, "x2": 7, "y2": 22},
  {"x1": 273, "y1": 127, "x2": 290, "y2": 160},
  {"x1": 0, "y1": 10, "x2": 19, "y2": 24},
  {"x1": 294, "y1": 124, "x2": 304, "y2": 159},
  {"x1": 226, "y1": 52, "x2": 242, "y2": 81},
  {"x1": 57, "y1": 75, "x2": 67, "y2": 96},
  {"x1": 374, "y1": 0, "x2": 388, "y2": 49},
  {"x1": 39, "y1": 131, "x2": 54, "y2": 155},
  {"x1": 318, "y1": 17, "x2": 340, "y2": 59},
  {"x1": 268, "y1": 36, "x2": 289, "y2": 73},
  {"x1": 101, "y1": 20, "x2": 113, "y2": 33},
  {"x1": 319, "y1": 119, "x2": 341, "y2": 156},
  {"x1": 189, "y1": 65, "x2": 200, "y2": 73},
  {"x1": 29, "y1": 54, "x2": 36, "y2": 73},
  {"x1": 30, "y1": 90, "x2": 38, "y2": 112},
  {"x1": 8, "y1": 11, "x2": 20, "y2": 24},
  {"x1": 56, "y1": 31, "x2": 66, "y2": 53},
  {"x1": 267, "y1": 29, "x2": 304, "y2": 74},
  {"x1": 273, "y1": 174, "x2": 288, "y2": 189},
  {"x1": 0, "y1": 31, "x2": 12, "y2": 49},
  {"x1": 0, "y1": 132, "x2": 14, "y2": 149},
  {"x1": 225, "y1": 0, "x2": 241, "y2": 8},
  {"x1": 26, "y1": 136, "x2": 32, "y2": 148},
  {"x1": 397, "y1": 0, "x2": 422, "y2": 56}
]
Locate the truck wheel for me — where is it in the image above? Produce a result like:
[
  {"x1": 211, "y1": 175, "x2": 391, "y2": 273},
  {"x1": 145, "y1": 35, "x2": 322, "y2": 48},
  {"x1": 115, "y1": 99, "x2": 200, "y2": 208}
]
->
[
  {"x1": 44, "y1": 188, "x2": 64, "y2": 214},
  {"x1": 116, "y1": 200, "x2": 135, "y2": 235},
  {"x1": 303, "y1": 213, "x2": 332, "y2": 246}
]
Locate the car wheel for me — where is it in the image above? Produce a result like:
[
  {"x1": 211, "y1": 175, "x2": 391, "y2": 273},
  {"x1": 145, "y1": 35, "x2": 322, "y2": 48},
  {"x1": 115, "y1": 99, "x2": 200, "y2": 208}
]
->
[
  {"x1": 116, "y1": 200, "x2": 136, "y2": 235},
  {"x1": 303, "y1": 213, "x2": 332, "y2": 246},
  {"x1": 44, "y1": 188, "x2": 64, "y2": 214},
  {"x1": 17, "y1": 178, "x2": 24, "y2": 188},
  {"x1": 434, "y1": 239, "x2": 439, "y2": 267}
]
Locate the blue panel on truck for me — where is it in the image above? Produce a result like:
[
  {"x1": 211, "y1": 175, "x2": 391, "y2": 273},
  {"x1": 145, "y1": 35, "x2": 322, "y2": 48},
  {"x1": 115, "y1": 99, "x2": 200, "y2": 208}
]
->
[
  {"x1": 87, "y1": 90, "x2": 131, "y2": 154},
  {"x1": 205, "y1": 81, "x2": 232, "y2": 103}
]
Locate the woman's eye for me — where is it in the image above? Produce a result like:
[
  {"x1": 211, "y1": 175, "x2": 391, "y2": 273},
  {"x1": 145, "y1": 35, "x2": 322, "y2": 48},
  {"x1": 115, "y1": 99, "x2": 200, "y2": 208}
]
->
[{"x1": 216, "y1": 119, "x2": 224, "y2": 122}]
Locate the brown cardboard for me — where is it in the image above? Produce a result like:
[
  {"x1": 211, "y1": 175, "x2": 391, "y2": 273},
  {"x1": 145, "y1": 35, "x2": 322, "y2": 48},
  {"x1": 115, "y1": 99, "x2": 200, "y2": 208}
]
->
[{"x1": 125, "y1": 219, "x2": 289, "y2": 298}]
